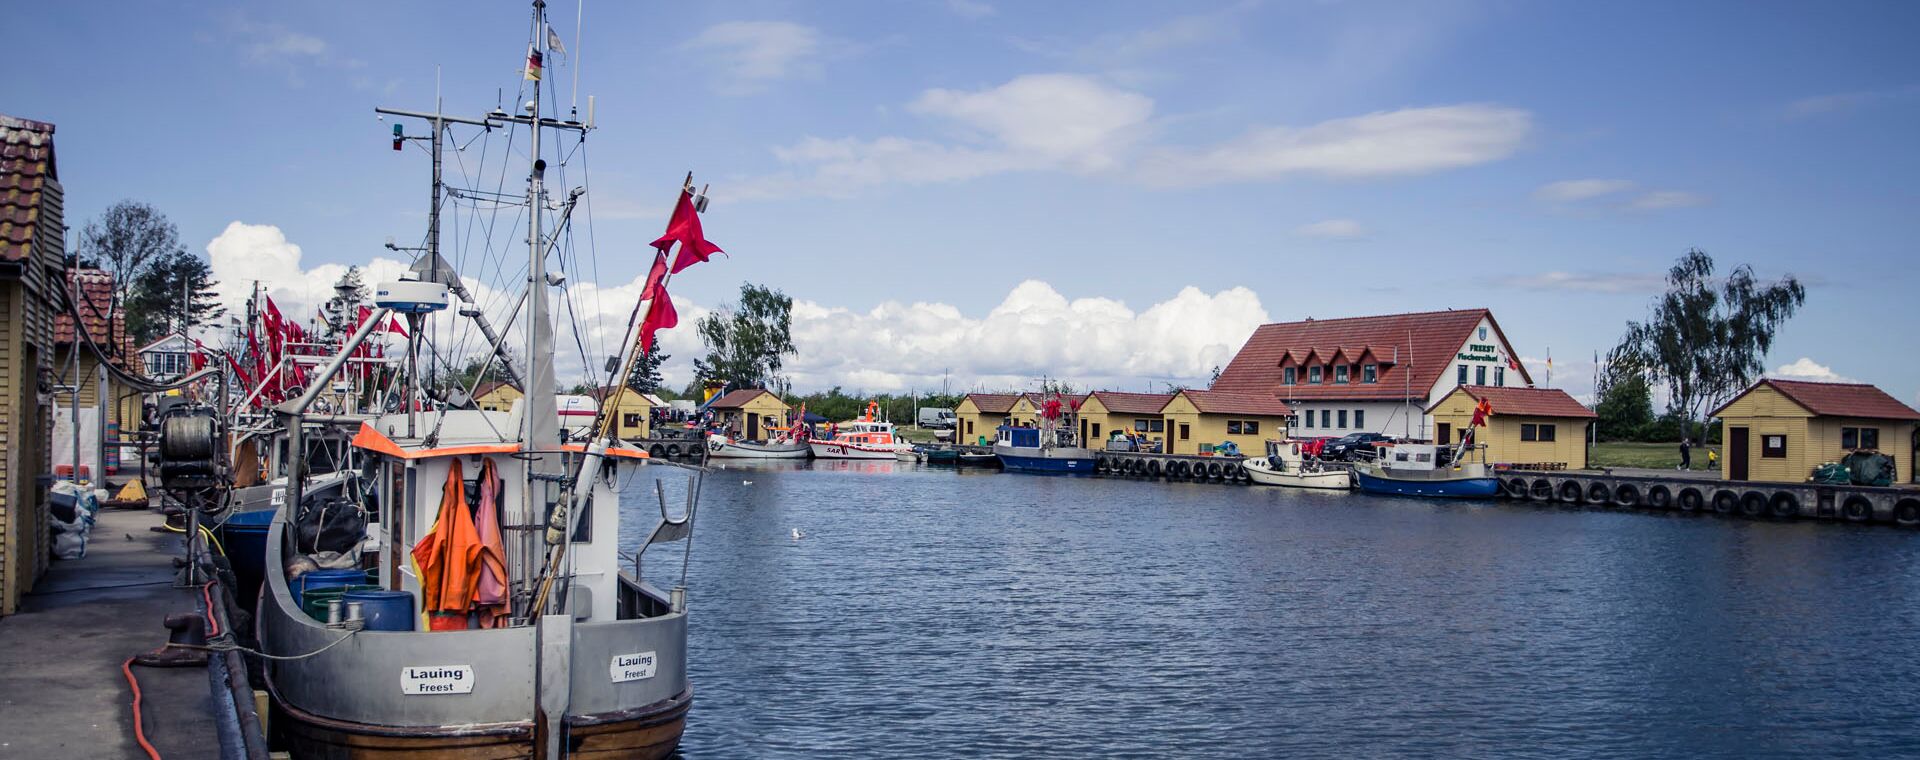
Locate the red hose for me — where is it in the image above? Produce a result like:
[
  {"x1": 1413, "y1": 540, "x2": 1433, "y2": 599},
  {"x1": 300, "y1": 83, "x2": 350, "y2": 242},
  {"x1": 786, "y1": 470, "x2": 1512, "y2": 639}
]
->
[
  {"x1": 200, "y1": 581, "x2": 220, "y2": 637},
  {"x1": 121, "y1": 656, "x2": 163, "y2": 759}
]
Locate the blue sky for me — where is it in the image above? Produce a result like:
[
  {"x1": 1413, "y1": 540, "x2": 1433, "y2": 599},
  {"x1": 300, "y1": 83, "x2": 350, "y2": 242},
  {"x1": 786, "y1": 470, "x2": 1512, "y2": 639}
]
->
[{"x1": 10, "y1": 1, "x2": 1917, "y2": 401}]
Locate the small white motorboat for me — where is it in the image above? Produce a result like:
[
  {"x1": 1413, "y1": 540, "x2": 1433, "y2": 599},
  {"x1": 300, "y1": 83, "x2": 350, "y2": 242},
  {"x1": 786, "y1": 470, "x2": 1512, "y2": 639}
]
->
[
  {"x1": 705, "y1": 433, "x2": 811, "y2": 460},
  {"x1": 1244, "y1": 440, "x2": 1351, "y2": 490}
]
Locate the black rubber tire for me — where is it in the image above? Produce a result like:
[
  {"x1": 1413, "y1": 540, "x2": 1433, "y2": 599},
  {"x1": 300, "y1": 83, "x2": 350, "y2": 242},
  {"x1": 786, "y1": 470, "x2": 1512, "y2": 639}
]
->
[
  {"x1": 1843, "y1": 496, "x2": 1873, "y2": 522},
  {"x1": 1739, "y1": 491, "x2": 1768, "y2": 517},
  {"x1": 665, "y1": 444, "x2": 682, "y2": 458},
  {"x1": 1148, "y1": 460, "x2": 1163, "y2": 478},
  {"x1": 1614, "y1": 484, "x2": 1641, "y2": 507},
  {"x1": 1504, "y1": 479, "x2": 1527, "y2": 498},
  {"x1": 1530, "y1": 480, "x2": 1553, "y2": 501},
  {"x1": 1558, "y1": 481, "x2": 1583, "y2": 504},
  {"x1": 1712, "y1": 490, "x2": 1738, "y2": 514},
  {"x1": 1894, "y1": 499, "x2": 1920, "y2": 527},
  {"x1": 1587, "y1": 482, "x2": 1613, "y2": 505},
  {"x1": 1768, "y1": 492, "x2": 1799, "y2": 519},
  {"x1": 648, "y1": 444, "x2": 666, "y2": 458},
  {"x1": 1647, "y1": 486, "x2": 1672, "y2": 509},
  {"x1": 1206, "y1": 462, "x2": 1222, "y2": 479},
  {"x1": 1678, "y1": 489, "x2": 1703, "y2": 512}
]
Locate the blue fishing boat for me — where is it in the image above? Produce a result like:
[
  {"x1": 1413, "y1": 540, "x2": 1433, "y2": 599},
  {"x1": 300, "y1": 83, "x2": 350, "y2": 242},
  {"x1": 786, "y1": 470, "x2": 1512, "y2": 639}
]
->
[
  {"x1": 992, "y1": 426, "x2": 1098, "y2": 474},
  {"x1": 1350, "y1": 442, "x2": 1500, "y2": 498}
]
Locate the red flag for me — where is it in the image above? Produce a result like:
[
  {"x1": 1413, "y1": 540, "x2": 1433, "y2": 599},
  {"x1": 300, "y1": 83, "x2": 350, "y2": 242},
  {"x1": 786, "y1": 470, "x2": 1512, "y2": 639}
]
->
[
  {"x1": 640, "y1": 251, "x2": 669, "y2": 302},
  {"x1": 1469, "y1": 398, "x2": 1493, "y2": 428},
  {"x1": 639, "y1": 290, "x2": 677, "y2": 355},
  {"x1": 264, "y1": 297, "x2": 285, "y2": 356},
  {"x1": 651, "y1": 190, "x2": 723, "y2": 274},
  {"x1": 388, "y1": 317, "x2": 409, "y2": 338}
]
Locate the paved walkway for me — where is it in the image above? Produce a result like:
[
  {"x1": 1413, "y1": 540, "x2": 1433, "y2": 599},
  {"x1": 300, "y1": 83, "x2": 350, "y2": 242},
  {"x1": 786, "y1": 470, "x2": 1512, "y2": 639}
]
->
[{"x1": 0, "y1": 506, "x2": 219, "y2": 758}]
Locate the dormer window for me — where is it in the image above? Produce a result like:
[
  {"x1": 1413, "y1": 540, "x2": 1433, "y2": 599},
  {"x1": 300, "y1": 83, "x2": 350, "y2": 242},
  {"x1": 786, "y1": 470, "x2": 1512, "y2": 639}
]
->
[
  {"x1": 1362, "y1": 364, "x2": 1378, "y2": 383},
  {"x1": 1334, "y1": 365, "x2": 1349, "y2": 384},
  {"x1": 1308, "y1": 366, "x2": 1323, "y2": 384},
  {"x1": 1282, "y1": 367, "x2": 1297, "y2": 385}
]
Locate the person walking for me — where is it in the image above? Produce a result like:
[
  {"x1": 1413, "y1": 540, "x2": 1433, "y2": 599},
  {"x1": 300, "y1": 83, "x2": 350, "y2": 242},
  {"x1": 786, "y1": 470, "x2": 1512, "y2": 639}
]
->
[{"x1": 1679, "y1": 438, "x2": 1693, "y2": 470}]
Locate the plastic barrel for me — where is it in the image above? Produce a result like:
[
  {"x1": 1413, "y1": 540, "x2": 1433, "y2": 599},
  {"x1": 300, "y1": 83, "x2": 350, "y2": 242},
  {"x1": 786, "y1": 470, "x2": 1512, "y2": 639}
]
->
[
  {"x1": 216, "y1": 510, "x2": 277, "y2": 614},
  {"x1": 302, "y1": 584, "x2": 382, "y2": 622},
  {"x1": 343, "y1": 589, "x2": 416, "y2": 632},
  {"x1": 292, "y1": 568, "x2": 376, "y2": 610}
]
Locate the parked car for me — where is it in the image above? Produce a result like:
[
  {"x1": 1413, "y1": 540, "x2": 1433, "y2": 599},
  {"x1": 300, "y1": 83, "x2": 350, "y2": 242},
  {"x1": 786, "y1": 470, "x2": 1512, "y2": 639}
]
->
[{"x1": 1323, "y1": 432, "x2": 1394, "y2": 461}]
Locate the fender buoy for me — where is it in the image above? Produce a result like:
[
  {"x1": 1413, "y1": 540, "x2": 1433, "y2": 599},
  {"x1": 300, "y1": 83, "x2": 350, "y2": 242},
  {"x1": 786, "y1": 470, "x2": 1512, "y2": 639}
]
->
[
  {"x1": 1894, "y1": 499, "x2": 1920, "y2": 526},
  {"x1": 1712, "y1": 490, "x2": 1738, "y2": 514},
  {"x1": 1148, "y1": 460, "x2": 1163, "y2": 478},
  {"x1": 1614, "y1": 484, "x2": 1641, "y2": 507},
  {"x1": 1586, "y1": 482, "x2": 1612, "y2": 505},
  {"x1": 1558, "y1": 481, "x2": 1583, "y2": 503},
  {"x1": 1842, "y1": 496, "x2": 1873, "y2": 522},
  {"x1": 649, "y1": 444, "x2": 666, "y2": 458},
  {"x1": 1768, "y1": 492, "x2": 1799, "y2": 519},
  {"x1": 666, "y1": 444, "x2": 682, "y2": 458},
  {"x1": 1172, "y1": 461, "x2": 1188, "y2": 478},
  {"x1": 1678, "y1": 489, "x2": 1704, "y2": 512},
  {"x1": 1739, "y1": 491, "x2": 1767, "y2": 517},
  {"x1": 1647, "y1": 486, "x2": 1672, "y2": 509},
  {"x1": 1529, "y1": 480, "x2": 1553, "y2": 501},
  {"x1": 1207, "y1": 462, "x2": 1223, "y2": 479}
]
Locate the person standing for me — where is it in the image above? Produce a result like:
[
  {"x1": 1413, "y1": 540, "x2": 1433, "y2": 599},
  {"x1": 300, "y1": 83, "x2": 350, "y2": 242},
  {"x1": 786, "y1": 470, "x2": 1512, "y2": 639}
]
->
[{"x1": 1679, "y1": 438, "x2": 1693, "y2": 470}]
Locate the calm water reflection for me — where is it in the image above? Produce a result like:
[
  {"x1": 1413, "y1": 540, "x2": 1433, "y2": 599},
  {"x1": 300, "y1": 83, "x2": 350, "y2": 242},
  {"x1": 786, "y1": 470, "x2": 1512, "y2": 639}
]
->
[{"x1": 622, "y1": 460, "x2": 1920, "y2": 758}]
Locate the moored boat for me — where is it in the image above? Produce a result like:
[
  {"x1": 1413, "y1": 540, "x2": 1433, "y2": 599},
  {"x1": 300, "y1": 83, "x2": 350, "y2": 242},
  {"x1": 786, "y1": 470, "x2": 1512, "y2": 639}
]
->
[
  {"x1": 1244, "y1": 440, "x2": 1351, "y2": 490},
  {"x1": 810, "y1": 408, "x2": 912, "y2": 460},
  {"x1": 705, "y1": 433, "x2": 811, "y2": 459},
  {"x1": 1350, "y1": 442, "x2": 1499, "y2": 498}
]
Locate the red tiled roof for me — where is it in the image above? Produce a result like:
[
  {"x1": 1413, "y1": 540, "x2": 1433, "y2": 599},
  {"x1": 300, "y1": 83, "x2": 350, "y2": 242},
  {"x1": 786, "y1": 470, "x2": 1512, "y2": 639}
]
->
[
  {"x1": 1018, "y1": 392, "x2": 1088, "y2": 408},
  {"x1": 1212, "y1": 308, "x2": 1531, "y2": 401},
  {"x1": 1083, "y1": 391, "x2": 1173, "y2": 415},
  {"x1": 1179, "y1": 389, "x2": 1292, "y2": 417},
  {"x1": 1715, "y1": 379, "x2": 1920, "y2": 421},
  {"x1": 54, "y1": 268, "x2": 122, "y2": 346},
  {"x1": 961, "y1": 393, "x2": 1020, "y2": 414},
  {"x1": 709, "y1": 388, "x2": 782, "y2": 409},
  {"x1": 1430, "y1": 385, "x2": 1595, "y2": 419},
  {"x1": 1, "y1": 114, "x2": 56, "y2": 263}
]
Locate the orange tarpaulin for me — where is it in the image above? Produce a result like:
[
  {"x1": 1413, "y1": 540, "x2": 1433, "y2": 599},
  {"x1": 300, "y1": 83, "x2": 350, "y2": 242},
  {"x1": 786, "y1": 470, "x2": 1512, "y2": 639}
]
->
[{"x1": 411, "y1": 460, "x2": 483, "y2": 631}]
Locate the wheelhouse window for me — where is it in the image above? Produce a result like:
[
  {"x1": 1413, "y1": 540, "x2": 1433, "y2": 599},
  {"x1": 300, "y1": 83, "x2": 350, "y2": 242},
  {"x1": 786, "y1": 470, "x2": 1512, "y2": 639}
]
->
[
  {"x1": 1283, "y1": 367, "x2": 1297, "y2": 385},
  {"x1": 1362, "y1": 364, "x2": 1377, "y2": 383},
  {"x1": 1334, "y1": 365, "x2": 1350, "y2": 384},
  {"x1": 1763, "y1": 434, "x2": 1787, "y2": 458},
  {"x1": 1842, "y1": 427, "x2": 1880, "y2": 450},
  {"x1": 1309, "y1": 366, "x2": 1323, "y2": 384}
]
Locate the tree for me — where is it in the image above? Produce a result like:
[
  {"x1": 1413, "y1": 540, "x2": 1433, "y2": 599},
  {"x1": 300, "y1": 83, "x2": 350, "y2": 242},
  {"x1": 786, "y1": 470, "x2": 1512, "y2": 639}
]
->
[
  {"x1": 1611, "y1": 249, "x2": 1805, "y2": 442},
  {"x1": 323, "y1": 266, "x2": 369, "y2": 338},
  {"x1": 76, "y1": 200, "x2": 187, "y2": 351},
  {"x1": 627, "y1": 350, "x2": 669, "y2": 394},
  {"x1": 1592, "y1": 347, "x2": 1655, "y2": 441},
  {"x1": 693, "y1": 283, "x2": 796, "y2": 390},
  {"x1": 125, "y1": 249, "x2": 226, "y2": 343}
]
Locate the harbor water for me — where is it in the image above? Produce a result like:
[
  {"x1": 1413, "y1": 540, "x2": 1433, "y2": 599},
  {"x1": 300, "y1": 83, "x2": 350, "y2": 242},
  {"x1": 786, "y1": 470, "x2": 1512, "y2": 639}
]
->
[{"x1": 622, "y1": 461, "x2": 1920, "y2": 758}]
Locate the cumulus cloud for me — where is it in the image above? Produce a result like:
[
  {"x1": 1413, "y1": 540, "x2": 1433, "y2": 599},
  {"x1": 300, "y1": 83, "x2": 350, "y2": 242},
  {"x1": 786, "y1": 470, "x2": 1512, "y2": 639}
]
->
[
  {"x1": 1294, "y1": 219, "x2": 1366, "y2": 239},
  {"x1": 734, "y1": 74, "x2": 1532, "y2": 199},
  {"x1": 681, "y1": 21, "x2": 823, "y2": 95},
  {"x1": 1769, "y1": 357, "x2": 1855, "y2": 384},
  {"x1": 1492, "y1": 271, "x2": 1663, "y2": 294},
  {"x1": 1533, "y1": 179, "x2": 1634, "y2": 203},
  {"x1": 205, "y1": 222, "x2": 410, "y2": 319}
]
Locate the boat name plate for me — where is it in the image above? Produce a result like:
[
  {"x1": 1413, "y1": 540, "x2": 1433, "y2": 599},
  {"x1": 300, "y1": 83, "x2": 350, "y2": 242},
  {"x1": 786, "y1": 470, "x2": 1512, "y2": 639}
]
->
[
  {"x1": 401, "y1": 665, "x2": 476, "y2": 695},
  {"x1": 610, "y1": 651, "x2": 658, "y2": 683}
]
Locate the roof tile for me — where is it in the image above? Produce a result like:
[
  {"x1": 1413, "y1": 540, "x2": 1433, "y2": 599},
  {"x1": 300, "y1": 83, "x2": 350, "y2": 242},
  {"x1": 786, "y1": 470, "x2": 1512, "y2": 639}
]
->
[
  {"x1": 1431, "y1": 385, "x2": 1595, "y2": 418},
  {"x1": 1212, "y1": 308, "x2": 1530, "y2": 401},
  {"x1": 1718, "y1": 379, "x2": 1920, "y2": 421}
]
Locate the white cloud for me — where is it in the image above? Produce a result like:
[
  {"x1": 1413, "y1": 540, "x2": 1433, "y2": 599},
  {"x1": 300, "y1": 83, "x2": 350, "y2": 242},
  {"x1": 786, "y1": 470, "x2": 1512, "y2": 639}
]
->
[
  {"x1": 1534, "y1": 178, "x2": 1635, "y2": 203},
  {"x1": 1294, "y1": 219, "x2": 1366, "y2": 239},
  {"x1": 1137, "y1": 104, "x2": 1531, "y2": 185},
  {"x1": 945, "y1": 0, "x2": 995, "y2": 19},
  {"x1": 1492, "y1": 271, "x2": 1663, "y2": 294},
  {"x1": 1786, "y1": 85, "x2": 1920, "y2": 118},
  {"x1": 1769, "y1": 357, "x2": 1855, "y2": 384},
  {"x1": 734, "y1": 75, "x2": 1532, "y2": 199},
  {"x1": 1626, "y1": 190, "x2": 1710, "y2": 210},
  {"x1": 681, "y1": 21, "x2": 823, "y2": 94},
  {"x1": 781, "y1": 280, "x2": 1270, "y2": 392},
  {"x1": 205, "y1": 222, "x2": 410, "y2": 320}
]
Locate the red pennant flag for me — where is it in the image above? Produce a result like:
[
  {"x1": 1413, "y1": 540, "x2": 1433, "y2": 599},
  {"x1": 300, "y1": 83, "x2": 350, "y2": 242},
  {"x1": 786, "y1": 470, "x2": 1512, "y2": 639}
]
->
[
  {"x1": 639, "y1": 290, "x2": 677, "y2": 355},
  {"x1": 388, "y1": 317, "x2": 409, "y2": 338},
  {"x1": 651, "y1": 190, "x2": 723, "y2": 274},
  {"x1": 640, "y1": 250, "x2": 669, "y2": 302},
  {"x1": 1469, "y1": 398, "x2": 1493, "y2": 428}
]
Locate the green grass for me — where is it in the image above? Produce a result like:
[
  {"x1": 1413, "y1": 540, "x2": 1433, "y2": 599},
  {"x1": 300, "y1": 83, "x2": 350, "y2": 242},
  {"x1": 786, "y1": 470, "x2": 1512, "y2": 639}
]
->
[{"x1": 1590, "y1": 441, "x2": 1721, "y2": 471}]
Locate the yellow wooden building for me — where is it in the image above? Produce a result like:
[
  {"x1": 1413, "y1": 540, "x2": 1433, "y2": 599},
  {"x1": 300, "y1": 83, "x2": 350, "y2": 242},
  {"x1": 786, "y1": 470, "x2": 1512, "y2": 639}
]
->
[
  {"x1": 708, "y1": 389, "x2": 791, "y2": 441},
  {"x1": 1076, "y1": 391, "x2": 1174, "y2": 450},
  {"x1": 954, "y1": 393, "x2": 1019, "y2": 446},
  {"x1": 1159, "y1": 389, "x2": 1292, "y2": 456},
  {"x1": 1, "y1": 113, "x2": 65, "y2": 615},
  {"x1": 1427, "y1": 386, "x2": 1595, "y2": 469},
  {"x1": 1710, "y1": 379, "x2": 1918, "y2": 484},
  {"x1": 588, "y1": 386, "x2": 656, "y2": 440},
  {"x1": 473, "y1": 381, "x2": 522, "y2": 413}
]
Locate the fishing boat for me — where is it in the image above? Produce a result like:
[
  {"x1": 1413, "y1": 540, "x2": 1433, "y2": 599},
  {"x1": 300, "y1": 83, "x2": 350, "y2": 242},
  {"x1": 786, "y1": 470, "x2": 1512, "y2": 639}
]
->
[
  {"x1": 1350, "y1": 442, "x2": 1499, "y2": 498},
  {"x1": 1243, "y1": 440, "x2": 1351, "y2": 490},
  {"x1": 705, "y1": 433, "x2": 811, "y2": 459},
  {"x1": 255, "y1": 5, "x2": 711, "y2": 755},
  {"x1": 991, "y1": 390, "x2": 1095, "y2": 474},
  {"x1": 810, "y1": 404, "x2": 912, "y2": 459}
]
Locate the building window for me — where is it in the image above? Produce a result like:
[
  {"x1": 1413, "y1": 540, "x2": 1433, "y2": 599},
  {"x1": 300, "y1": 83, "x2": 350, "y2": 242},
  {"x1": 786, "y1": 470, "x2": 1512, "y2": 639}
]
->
[
  {"x1": 1302, "y1": 411, "x2": 1313, "y2": 429},
  {"x1": 1842, "y1": 427, "x2": 1880, "y2": 450},
  {"x1": 1475, "y1": 366, "x2": 1486, "y2": 386},
  {"x1": 1320, "y1": 410, "x2": 1330, "y2": 428},
  {"x1": 1283, "y1": 367, "x2": 1297, "y2": 385},
  {"x1": 1334, "y1": 365, "x2": 1349, "y2": 384},
  {"x1": 967, "y1": 420, "x2": 974, "y2": 435},
  {"x1": 1354, "y1": 410, "x2": 1365, "y2": 429},
  {"x1": 1494, "y1": 367, "x2": 1505, "y2": 387},
  {"x1": 1179, "y1": 423, "x2": 1190, "y2": 440},
  {"x1": 1309, "y1": 366, "x2": 1323, "y2": 384},
  {"x1": 1243, "y1": 420, "x2": 1258, "y2": 435},
  {"x1": 1763, "y1": 434, "x2": 1787, "y2": 458},
  {"x1": 1228, "y1": 420, "x2": 1241, "y2": 435},
  {"x1": 1457, "y1": 364, "x2": 1468, "y2": 385},
  {"x1": 1148, "y1": 419, "x2": 1166, "y2": 433},
  {"x1": 1337, "y1": 410, "x2": 1347, "y2": 428},
  {"x1": 623, "y1": 413, "x2": 642, "y2": 428},
  {"x1": 1091, "y1": 423, "x2": 1101, "y2": 439},
  {"x1": 1362, "y1": 364, "x2": 1377, "y2": 383},
  {"x1": 1521, "y1": 423, "x2": 1558, "y2": 442}
]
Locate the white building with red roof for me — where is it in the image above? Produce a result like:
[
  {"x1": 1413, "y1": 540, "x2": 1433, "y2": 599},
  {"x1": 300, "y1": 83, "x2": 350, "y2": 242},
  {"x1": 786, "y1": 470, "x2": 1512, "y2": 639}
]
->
[{"x1": 1211, "y1": 308, "x2": 1533, "y2": 440}]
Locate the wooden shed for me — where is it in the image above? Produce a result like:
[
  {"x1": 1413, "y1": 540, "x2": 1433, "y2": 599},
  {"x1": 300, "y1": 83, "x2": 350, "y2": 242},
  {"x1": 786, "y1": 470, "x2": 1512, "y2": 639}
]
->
[
  {"x1": 1, "y1": 114, "x2": 66, "y2": 614},
  {"x1": 1077, "y1": 391, "x2": 1174, "y2": 451},
  {"x1": 708, "y1": 389, "x2": 791, "y2": 442},
  {"x1": 954, "y1": 393, "x2": 1019, "y2": 446},
  {"x1": 1711, "y1": 379, "x2": 1918, "y2": 484},
  {"x1": 588, "y1": 386, "x2": 655, "y2": 440},
  {"x1": 1427, "y1": 386, "x2": 1595, "y2": 470},
  {"x1": 1160, "y1": 389, "x2": 1292, "y2": 456},
  {"x1": 472, "y1": 380, "x2": 523, "y2": 413}
]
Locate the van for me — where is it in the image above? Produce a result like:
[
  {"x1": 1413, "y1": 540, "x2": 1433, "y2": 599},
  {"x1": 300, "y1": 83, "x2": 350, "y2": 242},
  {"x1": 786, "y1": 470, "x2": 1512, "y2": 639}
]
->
[{"x1": 917, "y1": 407, "x2": 956, "y2": 429}]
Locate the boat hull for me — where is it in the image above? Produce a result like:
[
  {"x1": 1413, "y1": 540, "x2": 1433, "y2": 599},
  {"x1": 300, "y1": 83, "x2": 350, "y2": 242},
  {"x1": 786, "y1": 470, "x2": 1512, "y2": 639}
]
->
[
  {"x1": 992, "y1": 445, "x2": 1097, "y2": 475},
  {"x1": 271, "y1": 685, "x2": 689, "y2": 759},
  {"x1": 1243, "y1": 460, "x2": 1351, "y2": 490},
  {"x1": 705, "y1": 439, "x2": 811, "y2": 459},
  {"x1": 1352, "y1": 468, "x2": 1500, "y2": 498},
  {"x1": 809, "y1": 441, "x2": 905, "y2": 459}
]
